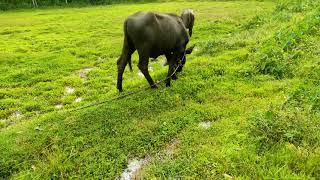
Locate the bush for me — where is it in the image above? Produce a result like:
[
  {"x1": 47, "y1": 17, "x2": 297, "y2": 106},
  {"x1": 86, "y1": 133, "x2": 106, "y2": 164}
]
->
[
  {"x1": 249, "y1": 107, "x2": 320, "y2": 152},
  {"x1": 249, "y1": 80, "x2": 320, "y2": 152},
  {"x1": 253, "y1": 6, "x2": 320, "y2": 79},
  {"x1": 254, "y1": 42, "x2": 293, "y2": 79}
]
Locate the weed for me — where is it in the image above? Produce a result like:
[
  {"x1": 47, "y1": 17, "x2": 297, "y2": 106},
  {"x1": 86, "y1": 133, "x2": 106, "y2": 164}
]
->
[
  {"x1": 253, "y1": 6, "x2": 320, "y2": 79},
  {"x1": 249, "y1": 108, "x2": 319, "y2": 151},
  {"x1": 242, "y1": 15, "x2": 266, "y2": 30}
]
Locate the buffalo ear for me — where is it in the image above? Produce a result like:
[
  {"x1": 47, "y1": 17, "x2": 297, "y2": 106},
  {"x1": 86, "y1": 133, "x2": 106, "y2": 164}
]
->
[
  {"x1": 189, "y1": 29, "x2": 193, "y2": 37},
  {"x1": 186, "y1": 45, "x2": 195, "y2": 54},
  {"x1": 188, "y1": 11, "x2": 194, "y2": 37}
]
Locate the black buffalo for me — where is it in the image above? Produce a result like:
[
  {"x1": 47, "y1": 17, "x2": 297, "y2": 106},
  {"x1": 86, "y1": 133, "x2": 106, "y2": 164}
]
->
[{"x1": 117, "y1": 9, "x2": 195, "y2": 92}]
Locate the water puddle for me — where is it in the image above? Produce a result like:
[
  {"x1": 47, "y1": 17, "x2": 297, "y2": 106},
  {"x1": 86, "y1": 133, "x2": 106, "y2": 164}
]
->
[
  {"x1": 65, "y1": 86, "x2": 75, "y2": 95},
  {"x1": 165, "y1": 139, "x2": 180, "y2": 156},
  {"x1": 119, "y1": 158, "x2": 149, "y2": 180},
  {"x1": 223, "y1": 173, "x2": 234, "y2": 179},
  {"x1": 75, "y1": 97, "x2": 82, "y2": 103},
  {"x1": 79, "y1": 68, "x2": 92, "y2": 79},
  {"x1": 198, "y1": 121, "x2": 212, "y2": 129},
  {"x1": 11, "y1": 111, "x2": 22, "y2": 119},
  {"x1": 55, "y1": 104, "x2": 63, "y2": 109},
  {"x1": 118, "y1": 138, "x2": 180, "y2": 179}
]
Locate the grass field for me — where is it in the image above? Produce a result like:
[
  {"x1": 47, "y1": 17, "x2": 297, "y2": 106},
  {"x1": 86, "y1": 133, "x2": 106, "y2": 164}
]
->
[{"x1": 0, "y1": 0, "x2": 319, "y2": 179}]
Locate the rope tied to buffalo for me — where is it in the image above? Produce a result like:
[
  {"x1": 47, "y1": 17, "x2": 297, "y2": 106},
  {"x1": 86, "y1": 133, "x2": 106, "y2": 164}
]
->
[{"x1": 67, "y1": 53, "x2": 186, "y2": 112}]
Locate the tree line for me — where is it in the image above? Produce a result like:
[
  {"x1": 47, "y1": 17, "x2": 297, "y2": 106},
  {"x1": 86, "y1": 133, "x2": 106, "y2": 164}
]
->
[{"x1": 0, "y1": 0, "x2": 155, "y2": 10}]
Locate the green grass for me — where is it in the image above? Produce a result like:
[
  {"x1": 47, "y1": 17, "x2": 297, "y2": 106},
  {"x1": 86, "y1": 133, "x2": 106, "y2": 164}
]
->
[{"x1": 0, "y1": 0, "x2": 319, "y2": 179}]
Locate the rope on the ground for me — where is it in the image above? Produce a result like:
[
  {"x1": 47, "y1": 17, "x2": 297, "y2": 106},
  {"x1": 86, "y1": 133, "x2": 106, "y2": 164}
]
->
[{"x1": 67, "y1": 54, "x2": 185, "y2": 112}]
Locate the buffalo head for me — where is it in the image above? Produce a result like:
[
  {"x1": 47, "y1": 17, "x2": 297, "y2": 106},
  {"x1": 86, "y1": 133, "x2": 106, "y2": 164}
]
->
[{"x1": 181, "y1": 9, "x2": 195, "y2": 37}]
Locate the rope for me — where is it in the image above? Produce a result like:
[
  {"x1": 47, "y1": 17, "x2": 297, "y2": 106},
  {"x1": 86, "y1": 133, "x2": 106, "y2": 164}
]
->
[{"x1": 67, "y1": 53, "x2": 186, "y2": 112}]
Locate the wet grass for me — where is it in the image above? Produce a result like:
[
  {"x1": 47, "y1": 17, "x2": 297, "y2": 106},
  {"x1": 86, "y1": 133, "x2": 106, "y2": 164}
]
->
[{"x1": 0, "y1": 0, "x2": 319, "y2": 179}]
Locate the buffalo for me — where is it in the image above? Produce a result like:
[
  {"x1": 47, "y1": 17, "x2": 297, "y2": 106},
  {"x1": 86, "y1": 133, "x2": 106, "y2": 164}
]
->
[{"x1": 117, "y1": 9, "x2": 195, "y2": 92}]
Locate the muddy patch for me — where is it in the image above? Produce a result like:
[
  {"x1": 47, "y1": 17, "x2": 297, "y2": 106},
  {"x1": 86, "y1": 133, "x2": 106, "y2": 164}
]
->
[
  {"x1": 118, "y1": 138, "x2": 182, "y2": 179},
  {"x1": 223, "y1": 173, "x2": 234, "y2": 179},
  {"x1": 79, "y1": 68, "x2": 92, "y2": 79},
  {"x1": 164, "y1": 139, "x2": 180, "y2": 156},
  {"x1": 55, "y1": 104, "x2": 63, "y2": 109},
  {"x1": 199, "y1": 121, "x2": 212, "y2": 129},
  {"x1": 65, "y1": 86, "x2": 75, "y2": 95},
  {"x1": 75, "y1": 97, "x2": 82, "y2": 103},
  {"x1": 131, "y1": 139, "x2": 181, "y2": 178},
  {"x1": 11, "y1": 110, "x2": 23, "y2": 119},
  {"x1": 119, "y1": 158, "x2": 150, "y2": 180}
]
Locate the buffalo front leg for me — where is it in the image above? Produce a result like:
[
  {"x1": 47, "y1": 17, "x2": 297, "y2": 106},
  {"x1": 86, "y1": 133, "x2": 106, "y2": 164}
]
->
[
  {"x1": 172, "y1": 68, "x2": 178, "y2": 80},
  {"x1": 166, "y1": 63, "x2": 175, "y2": 87},
  {"x1": 165, "y1": 54, "x2": 178, "y2": 83}
]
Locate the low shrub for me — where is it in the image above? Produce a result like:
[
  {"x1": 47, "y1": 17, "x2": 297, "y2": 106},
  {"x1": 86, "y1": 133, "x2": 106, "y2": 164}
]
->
[
  {"x1": 242, "y1": 15, "x2": 266, "y2": 30},
  {"x1": 249, "y1": 81, "x2": 320, "y2": 152},
  {"x1": 199, "y1": 39, "x2": 247, "y2": 56},
  {"x1": 275, "y1": 0, "x2": 320, "y2": 13},
  {"x1": 253, "y1": 7, "x2": 320, "y2": 79},
  {"x1": 249, "y1": 107, "x2": 320, "y2": 152}
]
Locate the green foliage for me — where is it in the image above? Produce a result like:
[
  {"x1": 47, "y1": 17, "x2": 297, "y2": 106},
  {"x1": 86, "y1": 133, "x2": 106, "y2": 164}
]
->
[
  {"x1": 253, "y1": 5, "x2": 320, "y2": 79},
  {"x1": 249, "y1": 108, "x2": 319, "y2": 151},
  {"x1": 0, "y1": 0, "x2": 156, "y2": 10},
  {"x1": 248, "y1": 70, "x2": 320, "y2": 174},
  {"x1": 254, "y1": 43, "x2": 292, "y2": 79},
  {"x1": 275, "y1": 0, "x2": 320, "y2": 13},
  {"x1": 0, "y1": 0, "x2": 319, "y2": 179},
  {"x1": 199, "y1": 39, "x2": 247, "y2": 56},
  {"x1": 242, "y1": 15, "x2": 266, "y2": 30}
]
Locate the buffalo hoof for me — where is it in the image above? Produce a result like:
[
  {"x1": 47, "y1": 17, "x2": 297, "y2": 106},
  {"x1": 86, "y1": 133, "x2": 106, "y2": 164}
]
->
[
  {"x1": 166, "y1": 83, "x2": 171, "y2": 87},
  {"x1": 117, "y1": 86, "x2": 123, "y2": 92},
  {"x1": 151, "y1": 84, "x2": 159, "y2": 89},
  {"x1": 172, "y1": 75, "x2": 178, "y2": 80}
]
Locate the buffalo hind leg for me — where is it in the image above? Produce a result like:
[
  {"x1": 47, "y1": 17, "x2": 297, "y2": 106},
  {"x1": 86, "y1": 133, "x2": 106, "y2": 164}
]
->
[
  {"x1": 138, "y1": 55, "x2": 157, "y2": 89},
  {"x1": 117, "y1": 54, "x2": 126, "y2": 92},
  {"x1": 128, "y1": 60, "x2": 133, "y2": 72},
  {"x1": 117, "y1": 49, "x2": 134, "y2": 92}
]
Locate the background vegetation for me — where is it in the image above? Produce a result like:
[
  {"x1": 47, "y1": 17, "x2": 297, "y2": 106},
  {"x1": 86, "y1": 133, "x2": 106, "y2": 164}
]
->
[
  {"x1": 0, "y1": 0, "x2": 319, "y2": 179},
  {"x1": 0, "y1": 0, "x2": 155, "y2": 10}
]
